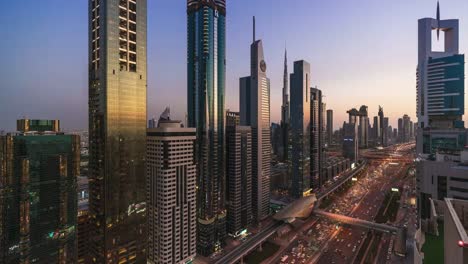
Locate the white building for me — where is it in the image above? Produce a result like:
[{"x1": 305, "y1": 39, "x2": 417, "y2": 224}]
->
[{"x1": 147, "y1": 120, "x2": 197, "y2": 264}]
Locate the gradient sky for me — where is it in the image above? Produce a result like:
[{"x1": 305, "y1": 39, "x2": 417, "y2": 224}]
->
[{"x1": 0, "y1": 0, "x2": 467, "y2": 132}]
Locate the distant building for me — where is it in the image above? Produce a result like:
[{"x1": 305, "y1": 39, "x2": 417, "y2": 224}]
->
[
  {"x1": 327, "y1": 110, "x2": 334, "y2": 146},
  {"x1": 343, "y1": 122, "x2": 359, "y2": 163},
  {"x1": 0, "y1": 120, "x2": 79, "y2": 263},
  {"x1": 290, "y1": 60, "x2": 311, "y2": 198},
  {"x1": 148, "y1": 118, "x2": 157, "y2": 129},
  {"x1": 280, "y1": 49, "x2": 290, "y2": 162},
  {"x1": 226, "y1": 123, "x2": 252, "y2": 237},
  {"x1": 146, "y1": 119, "x2": 197, "y2": 264}
]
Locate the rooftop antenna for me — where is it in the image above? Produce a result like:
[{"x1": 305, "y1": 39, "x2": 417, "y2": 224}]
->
[{"x1": 253, "y1": 16, "x2": 256, "y2": 42}]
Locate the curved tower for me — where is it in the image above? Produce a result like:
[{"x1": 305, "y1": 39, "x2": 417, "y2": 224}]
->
[{"x1": 187, "y1": 0, "x2": 227, "y2": 256}]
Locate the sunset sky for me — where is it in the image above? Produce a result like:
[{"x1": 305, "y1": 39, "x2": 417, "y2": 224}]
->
[{"x1": 0, "y1": 0, "x2": 467, "y2": 131}]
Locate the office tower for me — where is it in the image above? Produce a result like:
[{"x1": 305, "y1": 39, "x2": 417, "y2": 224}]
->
[
  {"x1": 343, "y1": 122, "x2": 359, "y2": 163},
  {"x1": 327, "y1": 110, "x2": 333, "y2": 146},
  {"x1": 383, "y1": 117, "x2": 389, "y2": 146},
  {"x1": 373, "y1": 116, "x2": 380, "y2": 142},
  {"x1": 410, "y1": 121, "x2": 414, "y2": 139},
  {"x1": 280, "y1": 49, "x2": 290, "y2": 162},
  {"x1": 311, "y1": 88, "x2": 325, "y2": 189},
  {"x1": 393, "y1": 128, "x2": 398, "y2": 140},
  {"x1": 0, "y1": 120, "x2": 80, "y2": 263},
  {"x1": 358, "y1": 106, "x2": 369, "y2": 148},
  {"x1": 240, "y1": 17, "x2": 271, "y2": 221},
  {"x1": 347, "y1": 107, "x2": 368, "y2": 148},
  {"x1": 417, "y1": 5, "x2": 465, "y2": 154},
  {"x1": 226, "y1": 118, "x2": 252, "y2": 236},
  {"x1": 88, "y1": 0, "x2": 148, "y2": 262},
  {"x1": 403, "y1": 115, "x2": 411, "y2": 142},
  {"x1": 378, "y1": 106, "x2": 385, "y2": 146},
  {"x1": 289, "y1": 60, "x2": 311, "y2": 198},
  {"x1": 146, "y1": 118, "x2": 197, "y2": 264},
  {"x1": 226, "y1": 110, "x2": 240, "y2": 127},
  {"x1": 187, "y1": 0, "x2": 227, "y2": 255},
  {"x1": 398, "y1": 118, "x2": 403, "y2": 142},
  {"x1": 148, "y1": 118, "x2": 156, "y2": 129}
]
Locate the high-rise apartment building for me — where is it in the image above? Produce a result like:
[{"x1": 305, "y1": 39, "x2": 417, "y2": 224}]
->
[
  {"x1": 240, "y1": 17, "x2": 271, "y2": 221},
  {"x1": 146, "y1": 119, "x2": 197, "y2": 264},
  {"x1": 290, "y1": 60, "x2": 311, "y2": 198},
  {"x1": 327, "y1": 110, "x2": 333, "y2": 146},
  {"x1": 0, "y1": 120, "x2": 80, "y2": 263},
  {"x1": 88, "y1": 0, "x2": 148, "y2": 262},
  {"x1": 311, "y1": 88, "x2": 326, "y2": 189},
  {"x1": 226, "y1": 117, "x2": 252, "y2": 236},
  {"x1": 187, "y1": 0, "x2": 227, "y2": 255}
]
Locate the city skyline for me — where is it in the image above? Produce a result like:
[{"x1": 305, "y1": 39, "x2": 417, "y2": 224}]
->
[{"x1": 1, "y1": 0, "x2": 467, "y2": 132}]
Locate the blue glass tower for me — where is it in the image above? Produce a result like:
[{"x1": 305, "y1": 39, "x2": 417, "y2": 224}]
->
[{"x1": 187, "y1": 0, "x2": 227, "y2": 256}]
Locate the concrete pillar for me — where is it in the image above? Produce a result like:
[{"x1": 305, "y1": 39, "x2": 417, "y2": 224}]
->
[{"x1": 394, "y1": 227, "x2": 407, "y2": 257}]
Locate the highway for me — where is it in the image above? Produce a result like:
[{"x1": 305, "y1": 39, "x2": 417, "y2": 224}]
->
[{"x1": 213, "y1": 221, "x2": 283, "y2": 264}]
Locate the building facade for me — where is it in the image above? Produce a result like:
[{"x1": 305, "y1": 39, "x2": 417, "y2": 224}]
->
[
  {"x1": 226, "y1": 123, "x2": 252, "y2": 237},
  {"x1": 146, "y1": 120, "x2": 197, "y2": 264},
  {"x1": 187, "y1": 0, "x2": 227, "y2": 255},
  {"x1": 239, "y1": 18, "x2": 271, "y2": 221},
  {"x1": 0, "y1": 122, "x2": 80, "y2": 263},
  {"x1": 290, "y1": 60, "x2": 311, "y2": 198}
]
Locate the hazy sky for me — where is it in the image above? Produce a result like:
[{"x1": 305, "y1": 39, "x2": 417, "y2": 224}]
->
[{"x1": 0, "y1": 0, "x2": 467, "y2": 132}]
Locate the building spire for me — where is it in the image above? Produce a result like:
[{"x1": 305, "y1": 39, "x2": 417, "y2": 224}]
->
[
  {"x1": 437, "y1": 1, "x2": 441, "y2": 40},
  {"x1": 253, "y1": 16, "x2": 256, "y2": 43}
]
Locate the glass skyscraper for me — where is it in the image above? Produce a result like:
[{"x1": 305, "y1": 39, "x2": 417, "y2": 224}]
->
[
  {"x1": 290, "y1": 60, "x2": 311, "y2": 198},
  {"x1": 187, "y1": 0, "x2": 227, "y2": 256},
  {"x1": 0, "y1": 121, "x2": 80, "y2": 263},
  {"x1": 88, "y1": 0, "x2": 147, "y2": 263}
]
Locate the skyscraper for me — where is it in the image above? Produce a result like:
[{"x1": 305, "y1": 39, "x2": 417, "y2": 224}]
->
[
  {"x1": 280, "y1": 49, "x2": 290, "y2": 162},
  {"x1": 343, "y1": 122, "x2": 359, "y2": 163},
  {"x1": 417, "y1": 5, "x2": 465, "y2": 154},
  {"x1": 0, "y1": 120, "x2": 80, "y2": 263},
  {"x1": 327, "y1": 110, "x2": 333, "y2": 146},
  {"x1": 88, "y1": 0, "x2": 148, "y2": 262},
  {"x1": 226, "y1": 116, "x2": 252, "y2": 236},
  {"x1": 358, "y1": 106, "x2": 369, "y2": 148},
  {"x1": 187, "y1": 0, "x2": 227, "y2": 255},
  {"x1": 146, "y1": 118, "x2": 197, "y2": 264},
  {"x1": 311, "y1": 88, "x2": 325, "y2": 189},
  {"x1": 290, "y1": 60, "x2": 311, "y2": 198},
  {"x1": 378, "y1": 106, "x2": 385, "y2": 146},
  {"x1": 240, "y1": 17, "x2": 271, "y2": 221}
]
